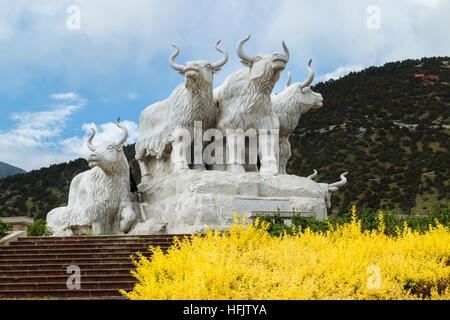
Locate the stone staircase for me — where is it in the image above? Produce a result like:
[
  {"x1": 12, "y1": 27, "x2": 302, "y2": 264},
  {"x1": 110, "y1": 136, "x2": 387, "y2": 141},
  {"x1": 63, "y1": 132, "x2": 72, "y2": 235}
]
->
[{"x1": 0, "y1": 234, "x2": 184, "y2": 299}]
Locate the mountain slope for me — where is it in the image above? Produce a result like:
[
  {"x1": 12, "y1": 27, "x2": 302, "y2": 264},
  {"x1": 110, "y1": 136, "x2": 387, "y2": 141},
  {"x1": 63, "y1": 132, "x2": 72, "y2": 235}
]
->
[
  {"x1": 0, "y1": 56, "x2": 448, "y2": 219},
  {"x1": 289, "y1": 56, "x2": 449, "y2": 215},
  {"x1": 0, "y1": 162, "x2": 26, "y2": 179}
]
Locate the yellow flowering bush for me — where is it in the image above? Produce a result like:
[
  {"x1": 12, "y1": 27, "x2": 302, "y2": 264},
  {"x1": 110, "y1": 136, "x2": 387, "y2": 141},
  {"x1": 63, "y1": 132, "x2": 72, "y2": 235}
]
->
[{"x1": 121, "y1": 206, "x2": 450, "y2": 300}]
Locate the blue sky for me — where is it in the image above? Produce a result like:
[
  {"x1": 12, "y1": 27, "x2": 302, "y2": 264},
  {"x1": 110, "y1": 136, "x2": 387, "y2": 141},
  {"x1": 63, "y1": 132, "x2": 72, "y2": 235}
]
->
[{"x1": 0, "y1": 0, "x2": 448, "y2": 171}]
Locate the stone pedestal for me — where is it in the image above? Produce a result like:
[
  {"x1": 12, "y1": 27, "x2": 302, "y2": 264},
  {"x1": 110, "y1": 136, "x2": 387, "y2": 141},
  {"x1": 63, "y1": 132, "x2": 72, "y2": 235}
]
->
[
  {"x1": 0, "y1": 217, "x2": 34, "y2": 232},
  {"x1": 130, "y1": 170, "x2": 330, "y2": 234}
]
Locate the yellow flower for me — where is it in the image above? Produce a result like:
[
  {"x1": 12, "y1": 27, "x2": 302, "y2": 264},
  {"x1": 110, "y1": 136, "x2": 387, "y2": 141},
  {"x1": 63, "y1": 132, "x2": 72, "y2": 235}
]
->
[{"x1": 121, "y1": 208, "x2": 450, "y2": 300}]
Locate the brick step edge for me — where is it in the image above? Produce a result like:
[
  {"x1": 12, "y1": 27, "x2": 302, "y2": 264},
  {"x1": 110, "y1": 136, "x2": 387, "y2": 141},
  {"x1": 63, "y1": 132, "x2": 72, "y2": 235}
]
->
[
  {"x1": 0, "y1": 274, "x2": 135, "y2": 283},
  {"x1": 0, "y1": 269, "x2": 133, "y2": 277},
  {"x1": 0, "y1": 262, "x2": 135, "y2": 271},
  {"x1": 0, "y1": 247, "x2": 160, "y2": 254},
  {"x1": 0, "y1": 252, "x2": 155, "y2": 260},
  {"x1": 0, "y1": 280, "x2": 137, "y2": 290},
  {"x1": 8, "y1": 240, "x2": 177, "y2": 246},
  {"x1": 0, "y1": 288, "x2": 132, "y2": 299},
  {"x1": 0, "y1": 256, "x2": 152, "y2": 266},
  {"x1": 24, "y1": 235, "x2": 190, "y2": 240}
]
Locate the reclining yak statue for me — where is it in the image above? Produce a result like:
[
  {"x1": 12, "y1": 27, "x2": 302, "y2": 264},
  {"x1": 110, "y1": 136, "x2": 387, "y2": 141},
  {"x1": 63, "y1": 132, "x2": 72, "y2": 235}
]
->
[
  {"x1": 136, "y1": 40, "x2": 228, "y2": 183},
  {"x1": 47, "y1": 118, "x2": 137, "y2": 236},
  {"x1": 272, "y1": 59, "x2": 324, "y2": 174}
]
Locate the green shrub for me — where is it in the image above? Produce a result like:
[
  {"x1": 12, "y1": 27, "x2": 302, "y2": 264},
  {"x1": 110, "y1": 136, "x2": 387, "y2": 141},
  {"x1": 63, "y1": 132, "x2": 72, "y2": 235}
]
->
[
  {"x1": 255, "y1": 204, "x2": 450, "y2": 237},
  {"x1": 27, "y1": 219, "x2": 53, "y2": 237},
  {"x1": 0, "y1": 220, "x2": 9, "y2": 238}
]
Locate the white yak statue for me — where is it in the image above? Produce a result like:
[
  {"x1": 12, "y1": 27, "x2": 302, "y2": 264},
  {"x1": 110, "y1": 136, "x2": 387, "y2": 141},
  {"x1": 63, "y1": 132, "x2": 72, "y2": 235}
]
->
[
  {"x1": 272, "y1": 59, "x2": 323, "y2": 174},
  {"x1": 47, "y1": 118, "x2": 137, "y2": 236},
  {"x1": 135, "y1": 41, "x2": 228, "y2": 183},
  {"x1": 213, "y1": 34, "x2": 289, "y2": 174}
]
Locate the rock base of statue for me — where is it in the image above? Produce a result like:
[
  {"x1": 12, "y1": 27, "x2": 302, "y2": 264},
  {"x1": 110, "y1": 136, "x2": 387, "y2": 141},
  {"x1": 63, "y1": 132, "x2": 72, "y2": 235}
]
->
[{"x1": 129, "y1": 170, "x2": 330, "y2": 235}]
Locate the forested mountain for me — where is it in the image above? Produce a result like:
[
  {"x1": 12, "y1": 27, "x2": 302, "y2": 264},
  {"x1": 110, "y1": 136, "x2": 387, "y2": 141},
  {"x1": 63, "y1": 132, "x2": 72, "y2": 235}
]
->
[
  {"x1": 0, "y1": 162, "x2": 26, "y2": 179},
  {"x1": 0, "y1": 56, "x2": 448, "y2": 219},
  {"x1": 289, "y1": 56, "x2": 449, "y2": 215}
]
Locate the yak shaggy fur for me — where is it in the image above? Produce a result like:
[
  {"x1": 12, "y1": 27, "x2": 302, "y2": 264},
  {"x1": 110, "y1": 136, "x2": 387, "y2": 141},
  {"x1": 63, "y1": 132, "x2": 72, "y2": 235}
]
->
[
  {"x1": 47, "y1": 150, "x2": 132, "y2": 235},
  {"x1": 136, "y1": 76, "x2": 215, "y2": 161},
  {"x1": 214, "y1": 68, "x2": 280, "y2": 133}
]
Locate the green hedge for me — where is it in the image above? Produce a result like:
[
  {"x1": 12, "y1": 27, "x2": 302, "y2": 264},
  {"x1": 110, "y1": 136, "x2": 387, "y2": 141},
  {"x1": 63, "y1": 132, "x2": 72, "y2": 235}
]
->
[
  {"x1": 255, "y1": 204, "x2": 450, "y2": 237},
  {"x1": 0, "y1": 220, "x2": 8, "y2": 238},
  {"x1": 27, "y1": 219, "x2": 53, "y2": 237}
]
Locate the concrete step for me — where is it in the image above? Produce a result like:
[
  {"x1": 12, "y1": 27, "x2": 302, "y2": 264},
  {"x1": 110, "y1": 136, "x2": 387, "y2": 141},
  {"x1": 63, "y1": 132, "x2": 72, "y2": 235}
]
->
[
  {"x1": 0, "y1": 234, "x2": 188, "y2": 299},
  {"x1": 0, "y1": 274, "x2": 135, "y2": 283},
  {"x1": 0, "y1": 288, "x2": 132, "y2": 299},
  {"x1": 0, "y1": 246, "x2": 160, "y2": 255},
  {"x1": 0, "y1": 243, "x2": 168, "y2": 251},
  {"x1": 0, "y1": 280, "x2": 136, "y2": 291},
  {"x1": 0, "y1": 256, "x2": 146, "y2": 266},
  {"x1": 0, "y1": 251, "x2": 159, "y2": 260},
  {"x1": 24, "y1": 234, "x2": 187, "y2": 241},
  {"x1": 8, "y1": 239, "x2": 176, "y2": 246},
  {"x1": 0, "y1": 268, "x2": 132, "y2": 277},
  {"x1": 0, "y1": 262, "x2": 135, "y2": 271},
  {"x1": 0, "y1": 251, "x2": 152, "y2": 266}
]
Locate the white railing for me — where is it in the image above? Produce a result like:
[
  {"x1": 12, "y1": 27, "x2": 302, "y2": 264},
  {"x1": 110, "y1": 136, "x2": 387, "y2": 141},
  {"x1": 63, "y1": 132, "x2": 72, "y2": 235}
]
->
[{"x1": 0, "y1": 230, "x2": 26, "y2": 247}]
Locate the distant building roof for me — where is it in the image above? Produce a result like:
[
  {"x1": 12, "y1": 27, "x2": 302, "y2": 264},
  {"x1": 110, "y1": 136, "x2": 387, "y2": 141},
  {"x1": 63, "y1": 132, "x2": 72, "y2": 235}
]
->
[{"x1": 423, "y1": 74, "x2": 439, "y2": 80}]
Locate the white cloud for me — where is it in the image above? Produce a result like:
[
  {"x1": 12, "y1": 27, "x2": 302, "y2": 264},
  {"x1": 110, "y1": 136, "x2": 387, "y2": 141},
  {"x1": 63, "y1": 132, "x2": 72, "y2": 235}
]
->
[
  {"x1": 2, "y1": 104, "x2": 82, "y2": 148},
  {"x1": 50, "y1": 92, "x2": 79, "y2": 100},
  {"x1": 0, "y1": 103, "x2": 82, "y2": 170},
  {"x1": 0, "y1": 0, "x2": 448, "y2": 93},
  {"x1": 128, "y1": 93, "x2": 140, "y2": 100},
  {"x1": 409, "y1": 0, "x2": 442, "y2": 8},
  {"x1": 60, "y1": 120, "x2": 138, "y2": 157},
  {"x1": 263, "y1": 0, "x2": 449, "y2": 85},
  {"x1": 0, "y1": 105, "x2": 138, "y2": 171},
  {"x1": 317, "y1": 64, "x2": 365, "y2": 83},
  {"x1": 0, "y1": 94, "x2": 136, "y2": 171}
]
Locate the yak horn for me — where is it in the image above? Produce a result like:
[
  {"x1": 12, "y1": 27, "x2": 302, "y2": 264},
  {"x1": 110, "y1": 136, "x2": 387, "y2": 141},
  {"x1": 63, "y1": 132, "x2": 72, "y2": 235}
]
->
[
  {"x1": 328, "y1": 172, "x2": 348, "y2": 189},
  {"x1": 285, "y1": 71, "x2": 292, "y2": 88},
  {"x1": 115, "y1": 117, "x2": 128, "y2": 146},
  {"x1": 169, "y1": 44, "x2": 184, "y2": 72},
  {"x1": 87, "y1": 128, "x2": 97, "y2": 152},
  {"x1": 211, "y1": 40, "x2": 228, "y2": 68},
  {"x1": 237, "y1": 34, "x2": 254, "y2": 63},
  {"x1": 307, "y1": 169, "x2": 318, "y2": 180},
  {"x1": 282, "y1": 40, "x2": 290, "y2": 62},
  {"x1": 301, "y1": 59, "x2": 315, "y2": 88}
]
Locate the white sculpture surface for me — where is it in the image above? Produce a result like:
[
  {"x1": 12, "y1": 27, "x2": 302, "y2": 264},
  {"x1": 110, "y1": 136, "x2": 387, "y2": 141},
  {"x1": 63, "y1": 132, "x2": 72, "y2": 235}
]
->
[
  {"x1": 47, "y1": 118, "x2": 137, "y2": 236},
  {"x1": 42, "y1": 37, "x2": 349, "y2": 237},
  {"x1": 132, "y1": 170, "x2": 348, "y2": 234},
  {"x1": 213, "y1": 35, "x2": 289, "y2": 174},
  {"x1": 129, "y1": 37, "x2": 348, "y2": 233},
  {"x1": 307, "y1": 170, "x2": 348, "y2": 208},
  {"x1": 135, "y1": 41, "x2": 228, "y2": 183},
  {"x1": 272, "y1": 59, "x2": 323, "y2": 174}
]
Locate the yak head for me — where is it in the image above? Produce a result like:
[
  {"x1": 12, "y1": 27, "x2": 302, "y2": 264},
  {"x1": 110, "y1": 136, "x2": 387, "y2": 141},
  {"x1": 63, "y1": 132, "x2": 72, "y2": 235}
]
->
[
  {"x1": 285, "y1": 59, "x2": 323, "y2": 112},
  {"x1": 308, "y1": 170, "x2": 348, "y2": 209},
  {"x1": 169, "y1": 40, "x2": 228, "y2": 85},
  {"x1": 237, "y1": 34, "x2": 290, "y2": 82},
  {"x1": 86, "y1": 118, "x2": 128, "y2": 174}
]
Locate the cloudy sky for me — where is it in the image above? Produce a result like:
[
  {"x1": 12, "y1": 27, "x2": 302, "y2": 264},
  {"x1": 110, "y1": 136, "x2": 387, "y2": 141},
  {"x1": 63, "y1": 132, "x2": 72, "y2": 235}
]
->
[{"x1": 0, "y1": 0, "x2": 448, "y2": 171}]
